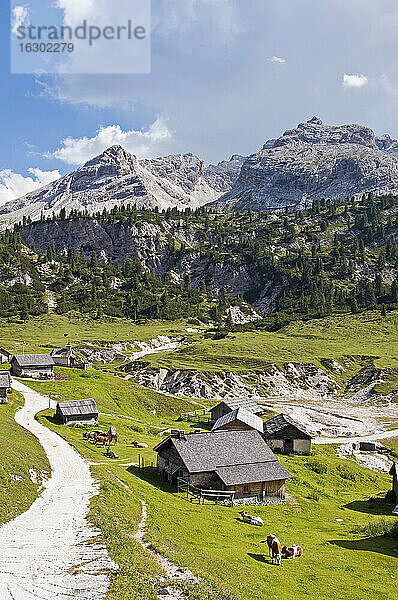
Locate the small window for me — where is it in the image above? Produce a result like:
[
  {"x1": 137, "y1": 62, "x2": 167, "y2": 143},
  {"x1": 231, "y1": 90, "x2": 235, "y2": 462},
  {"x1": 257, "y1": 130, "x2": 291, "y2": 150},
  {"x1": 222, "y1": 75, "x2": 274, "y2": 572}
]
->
[{"x1": 243, "y1": 485, "x2": 249, "y2": 493}]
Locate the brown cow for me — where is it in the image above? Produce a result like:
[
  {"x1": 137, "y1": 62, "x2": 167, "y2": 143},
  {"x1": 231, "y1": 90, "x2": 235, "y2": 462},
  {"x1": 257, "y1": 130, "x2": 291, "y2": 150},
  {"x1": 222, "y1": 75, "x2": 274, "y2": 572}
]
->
[
  {"x1": 282, "y1": 545, "x2": 303, "y2": 559},
  {"x1": 260, "y1": 534, "x2": 281, "y2": 565}
]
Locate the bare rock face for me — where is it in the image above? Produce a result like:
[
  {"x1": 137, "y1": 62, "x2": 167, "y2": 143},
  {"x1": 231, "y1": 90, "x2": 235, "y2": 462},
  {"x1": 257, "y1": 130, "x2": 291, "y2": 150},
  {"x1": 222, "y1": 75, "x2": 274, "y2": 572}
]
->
[
  {"x1": 0, "y1": 147, "x2": 245, "y2": 227},
  {"x1": 214, "y1": 117, "x2": 398, "y2": 211}
]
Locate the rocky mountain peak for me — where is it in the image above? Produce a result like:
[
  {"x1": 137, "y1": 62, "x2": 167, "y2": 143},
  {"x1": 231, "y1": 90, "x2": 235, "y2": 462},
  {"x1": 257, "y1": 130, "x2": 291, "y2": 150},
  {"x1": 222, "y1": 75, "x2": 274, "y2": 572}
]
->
[{"x1": 273, "y1": 117, "x2": 377, "y2": 149}]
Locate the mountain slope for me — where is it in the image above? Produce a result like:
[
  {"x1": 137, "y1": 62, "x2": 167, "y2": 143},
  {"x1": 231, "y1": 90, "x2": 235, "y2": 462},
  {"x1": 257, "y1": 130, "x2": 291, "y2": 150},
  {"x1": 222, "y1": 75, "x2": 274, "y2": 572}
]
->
[
  {"x1": 214, "y1": 117, "x2": 398, "y2": 210},
  {"x1": 0, "y1": 147, "x2": 245, "y2": 227}
]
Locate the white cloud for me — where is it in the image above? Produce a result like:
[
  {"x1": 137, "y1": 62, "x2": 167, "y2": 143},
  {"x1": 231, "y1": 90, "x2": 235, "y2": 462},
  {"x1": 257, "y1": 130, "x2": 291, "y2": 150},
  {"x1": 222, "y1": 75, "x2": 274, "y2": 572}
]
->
[
  {"x1": 11, "y1": 5, "x2": 29, "y2": 36},
  {"x1": 343, "y1": 73, "x2": 368, "y2": 88},
  {"x1": 0, "y1": 168, "x2": 61, "y2": 206},
  {"x1": 268, "y1": 56, "x2": 286, "y2": 64},
  {"x1": 47, "y1": 118, "x2": 172, "y2": 165}
]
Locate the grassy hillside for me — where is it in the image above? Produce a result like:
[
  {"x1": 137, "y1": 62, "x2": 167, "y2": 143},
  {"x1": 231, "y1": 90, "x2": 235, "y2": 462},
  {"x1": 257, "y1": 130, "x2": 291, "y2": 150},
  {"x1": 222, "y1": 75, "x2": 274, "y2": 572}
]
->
[
  {"x1": 0, "y1": 314, "x2": 195, "y2": 355},
  {"x1": 21, "y1": 364, "x2": 396, "y2": 600},
  {"x1": 0, "y1": 389, "x2": 50, "y2": 526},
  {"x1": 142, "y1": 310, "x2": 398, "y2": 373}
]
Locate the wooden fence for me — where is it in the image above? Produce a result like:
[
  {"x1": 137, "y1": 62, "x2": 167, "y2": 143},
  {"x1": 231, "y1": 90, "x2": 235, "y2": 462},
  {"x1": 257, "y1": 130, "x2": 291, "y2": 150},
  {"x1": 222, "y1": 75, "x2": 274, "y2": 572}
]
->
[
  {"x1": 178, "y1": 408, "x2": 212, "y2": 423},
  {"x1": 177, "y1": 477, "x2": 235, "y2": 507}
]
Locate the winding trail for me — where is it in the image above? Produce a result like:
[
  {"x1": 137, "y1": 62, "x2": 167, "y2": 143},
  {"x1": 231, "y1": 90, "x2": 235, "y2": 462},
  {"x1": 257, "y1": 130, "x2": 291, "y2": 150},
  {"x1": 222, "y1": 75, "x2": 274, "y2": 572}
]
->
[{"x1": 0, "y1": 380, "x2": 116, "y2": 600}]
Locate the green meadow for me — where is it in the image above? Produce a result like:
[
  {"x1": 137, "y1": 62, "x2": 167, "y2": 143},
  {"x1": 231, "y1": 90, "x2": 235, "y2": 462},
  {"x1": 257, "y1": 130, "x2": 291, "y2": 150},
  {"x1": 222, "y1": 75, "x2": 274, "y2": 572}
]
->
[
  {"x1": 1, "y1": 311, "x2": 398, "y2": 599},
  {"x1": 25, "y1": 367, "x2": 398, "y2": 600}
]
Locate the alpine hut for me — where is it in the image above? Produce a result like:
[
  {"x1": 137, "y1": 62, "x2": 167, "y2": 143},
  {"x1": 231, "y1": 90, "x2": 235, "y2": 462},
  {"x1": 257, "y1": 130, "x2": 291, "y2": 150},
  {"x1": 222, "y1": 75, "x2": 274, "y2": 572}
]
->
[
  {"x1": 51, "y1": 343, "x2": 76, "y2": 367},
  {"x1": 154, "y1": 429, "x2": 292, "y2": 504},
  {"x1": 10, "y1": 354, "x2": 55, "y2": 378},
  {"x1": 263, "y1": 413, "x2": 312, "y2": 454},
  {"x1": 0, "y1": 372, "x2": 12, "y2": 403},
  {"x1": 212, "y1": 407, "x2": 264, "y2": 434},
  {"x1": 0, "y1": 347, "x2": 11, "y2": 364},
  {"x1": 210, "y1": 398, "x2": 264, "y2": 423},
  {"x1": 56, "y1": 398, "x2": 99, "y2": 425}
]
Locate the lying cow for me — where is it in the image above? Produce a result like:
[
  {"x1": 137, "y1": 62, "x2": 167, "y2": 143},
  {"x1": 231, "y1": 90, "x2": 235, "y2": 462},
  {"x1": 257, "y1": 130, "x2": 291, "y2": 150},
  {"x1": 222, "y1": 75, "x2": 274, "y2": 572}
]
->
[
  {"x1": 282, "y1": 545, "x2": 303, "y2": 559},
  {"x1": 260, "y1": 534, "x2": 281, "y2": 565},
  {"x1": 239, "y1": 510, "x2": 264, "y2": 526}
]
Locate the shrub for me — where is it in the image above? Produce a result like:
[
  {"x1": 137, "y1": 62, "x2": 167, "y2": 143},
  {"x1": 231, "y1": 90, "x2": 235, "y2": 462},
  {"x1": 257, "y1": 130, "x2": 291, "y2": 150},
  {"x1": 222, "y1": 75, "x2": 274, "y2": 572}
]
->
[
  {"x1": 306, "y1": 458, "x2": 328, "y2": 474},
  {"x1": 352, "y1": 518, "x2": 398, "y2": 538},
  {"x1": 336, "y1": 465, "x2": 357, "y2": 481}
]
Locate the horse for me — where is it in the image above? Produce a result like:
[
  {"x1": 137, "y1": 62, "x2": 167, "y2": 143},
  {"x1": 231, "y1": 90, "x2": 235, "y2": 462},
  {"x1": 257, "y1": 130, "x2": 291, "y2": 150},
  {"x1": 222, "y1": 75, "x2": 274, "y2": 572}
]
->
[
  {"x1": 282, "y1": 545, "x2": 303, "y2": 559},
  {"x1": 238, "y1": 511, "x2": 264, "y2": 526},
  {"x1": 94, "y1": 433, "x2": 109, "y2": 447},
  {"x1": 261, "y1": 535, "x2": 281, "y2": 565}
]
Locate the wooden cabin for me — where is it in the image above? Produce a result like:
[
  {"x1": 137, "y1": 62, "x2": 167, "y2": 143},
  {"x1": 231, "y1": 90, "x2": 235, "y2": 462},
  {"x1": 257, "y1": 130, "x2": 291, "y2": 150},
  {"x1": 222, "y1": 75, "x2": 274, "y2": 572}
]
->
[
  {"x1": 212, "y1": 407, "x2": 264, "y2": 434},
  {"x1": 56, "y1": 398, "x2": 99, "y2": 425},
  {"x1": 0, "y1": 372, "x2": 12, "y2": 403},
  {"x1": 0, "y1": 347, "x2": 11, "y2": 364},
  {"x1": 390, "y1": 463, "x2": 398, "y2": 504},
  {"x1": 210, "y1": 398, "x2": 264, "y2": 423},
  {"x1": 51, "y1": 343, "x2": 76, "y2": 367},
  {"x1": 263, "y1": 413, "x2": 312, "y2": 454},
  {"x1": 154, "y1": 429, "x2": 292, "y2": 505},
  {"x1": 10, "y1": 354, "x2": 55, "y2": 378}
]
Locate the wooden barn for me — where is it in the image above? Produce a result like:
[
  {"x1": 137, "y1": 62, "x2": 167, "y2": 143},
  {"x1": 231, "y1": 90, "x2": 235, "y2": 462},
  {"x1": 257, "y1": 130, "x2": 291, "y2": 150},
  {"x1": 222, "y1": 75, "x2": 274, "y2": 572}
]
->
[
  {"x1": 263, "y1": 413, "x2": 312, "y2": 454},
  {"x1": 390, "y1": 463, "x2": 398, "y2": 504},
  {"x1": 154, "y1": 429, "x2": 292, "y2": 504},
  {"x1": 51, "y1": 343, "x2": 76, "y2": 367},
  {"x1": 10, "y1": 354, "x2": 55, "y2": 378},
  {"x1": 210, "y1": 398, "x2": 264, "y2": 423},
  {"x1": 0, "y1": 372, "x2": 12, "y2": 403},
  {"x1": 212, "y1": 407, "x2": 264, "y2": 434},
  {"x1": 56, "y1": 398, "x2": 99, "y2": 425},
  {"x1": 0, "y1": 347, "x2": 11, "y2": 364}
]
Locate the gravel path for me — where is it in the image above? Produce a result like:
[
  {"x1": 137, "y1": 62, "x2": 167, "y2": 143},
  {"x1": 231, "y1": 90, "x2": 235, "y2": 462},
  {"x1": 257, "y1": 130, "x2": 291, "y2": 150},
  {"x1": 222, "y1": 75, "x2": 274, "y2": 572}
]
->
[{"x1": 0, "y1": 380, "x2": 116, "y2": 600}]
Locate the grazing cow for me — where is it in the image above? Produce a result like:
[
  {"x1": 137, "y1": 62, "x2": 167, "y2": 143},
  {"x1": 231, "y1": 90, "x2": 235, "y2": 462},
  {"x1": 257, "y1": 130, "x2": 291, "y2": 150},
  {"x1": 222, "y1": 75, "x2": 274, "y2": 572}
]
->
[
  {"x1": 261, "y1": 535, "x2": 281, "y2": 565},
  {"x1": 239, "y1": 511, "x2": 264, "y2": 527},
  {"x1": 282, "y1": 545, "x2": 303, "y2": 559}
]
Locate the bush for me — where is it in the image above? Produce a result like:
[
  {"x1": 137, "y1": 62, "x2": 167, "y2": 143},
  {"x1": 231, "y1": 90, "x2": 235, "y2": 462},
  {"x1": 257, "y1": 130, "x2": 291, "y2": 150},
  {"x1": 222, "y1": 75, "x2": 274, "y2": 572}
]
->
[
  {"x1": 352, "y1": 518, "x2": 398, "y2": 538},
  {"x1": 306, "y1": 458, "x2": 328, "y2": 474},
  {"x1": 336, "y1": 465, "x2": 357, "y2": 481}
]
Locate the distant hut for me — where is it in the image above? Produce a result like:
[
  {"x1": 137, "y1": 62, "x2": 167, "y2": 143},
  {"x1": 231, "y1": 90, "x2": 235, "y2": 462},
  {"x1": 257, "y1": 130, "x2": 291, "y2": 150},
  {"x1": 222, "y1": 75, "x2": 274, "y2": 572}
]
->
[
  {"x1": 10, "y1": 354, "x2": 55, "y2": 378},
  {"x1": 263, "y1": 413, "x2": 312, "y2": 454},
  {"x1": 51, "y1": 343, "x2": 76, "y2": 367},
  {"x1": 154, "y1": 429, "x2": 292, "y2": 504},
  {"x1": 56, "y1": 399, "x2": 99, "y2": 425},
  {"x1": 212, "y1": 407, "x2": 264, "y2": 434},
  {"x1": 0, "y1": 348, "x2": 11, "y2": 364},
  {"x1": 210, "y1": 398, "x2": 264, "y2": 423},
  {"x1": 390, "y1": 463, "x2": 398, "y2": 504},
  {"x1": 0, "y1": 372, "x2": 12, "y2": 403}
]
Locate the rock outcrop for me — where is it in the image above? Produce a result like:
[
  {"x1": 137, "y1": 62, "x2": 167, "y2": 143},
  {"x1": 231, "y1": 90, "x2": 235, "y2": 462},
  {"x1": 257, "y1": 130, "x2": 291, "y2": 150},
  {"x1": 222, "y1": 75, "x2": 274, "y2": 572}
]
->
[{"x1": 214, "y1": 117, "x2": 398, "y2": 211}]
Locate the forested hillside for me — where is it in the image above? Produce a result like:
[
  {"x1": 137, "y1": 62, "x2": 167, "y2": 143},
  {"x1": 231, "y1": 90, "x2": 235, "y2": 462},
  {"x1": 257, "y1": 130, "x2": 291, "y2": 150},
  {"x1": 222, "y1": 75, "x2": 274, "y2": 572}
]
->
[{"x1": 2, "y1": 192, "x2": 398, "y2": 325}]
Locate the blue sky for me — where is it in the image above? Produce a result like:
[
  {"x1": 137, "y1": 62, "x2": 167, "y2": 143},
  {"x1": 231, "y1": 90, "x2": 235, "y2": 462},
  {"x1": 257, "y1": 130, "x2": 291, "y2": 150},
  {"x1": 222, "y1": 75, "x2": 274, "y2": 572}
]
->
[{"x1": 2, "y1": 0, "x2": 398, "y2": 204}]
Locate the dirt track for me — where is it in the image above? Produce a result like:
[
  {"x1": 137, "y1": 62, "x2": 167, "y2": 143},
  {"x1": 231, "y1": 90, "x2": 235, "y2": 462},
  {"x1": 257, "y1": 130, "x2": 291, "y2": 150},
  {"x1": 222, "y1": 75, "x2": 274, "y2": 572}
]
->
[{"x1": 0, "y1": 380, "x2": 116, "y2": 600}]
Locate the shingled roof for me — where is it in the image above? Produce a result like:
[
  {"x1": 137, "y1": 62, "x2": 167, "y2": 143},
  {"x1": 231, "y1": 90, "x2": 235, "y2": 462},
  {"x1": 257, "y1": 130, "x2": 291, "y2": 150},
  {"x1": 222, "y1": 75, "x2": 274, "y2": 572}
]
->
[
  {"x1": 216, "y1": 461, "x2": 292, "y2": 486},
  {"x1": 0, "y1": 372, "x2": 12, "y2": 388},
  {"x1": 263, "y1": 413, "x2": 312, "y2": 438},
  {"x1": 12, "y1": 354, "x2": 55, "y2": 368},
  {"x1": 212, "y1": 407, "x2": 264, "y2": 433},
  {"x1": 211, "y1": 397, "x2": 264, "y2": 416},
  {"x1": 57, "y1": 399, "x2": 99, "y2": 416},
  {"x1": 51, "y1": 347, "x2": 74, "y2": 358},
  {"x1": 155, "y1": 430, "x2": 292, "y2": 484},
  {"x1": 0, "y1": 347, "x2": 11, "y2": 358}
]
